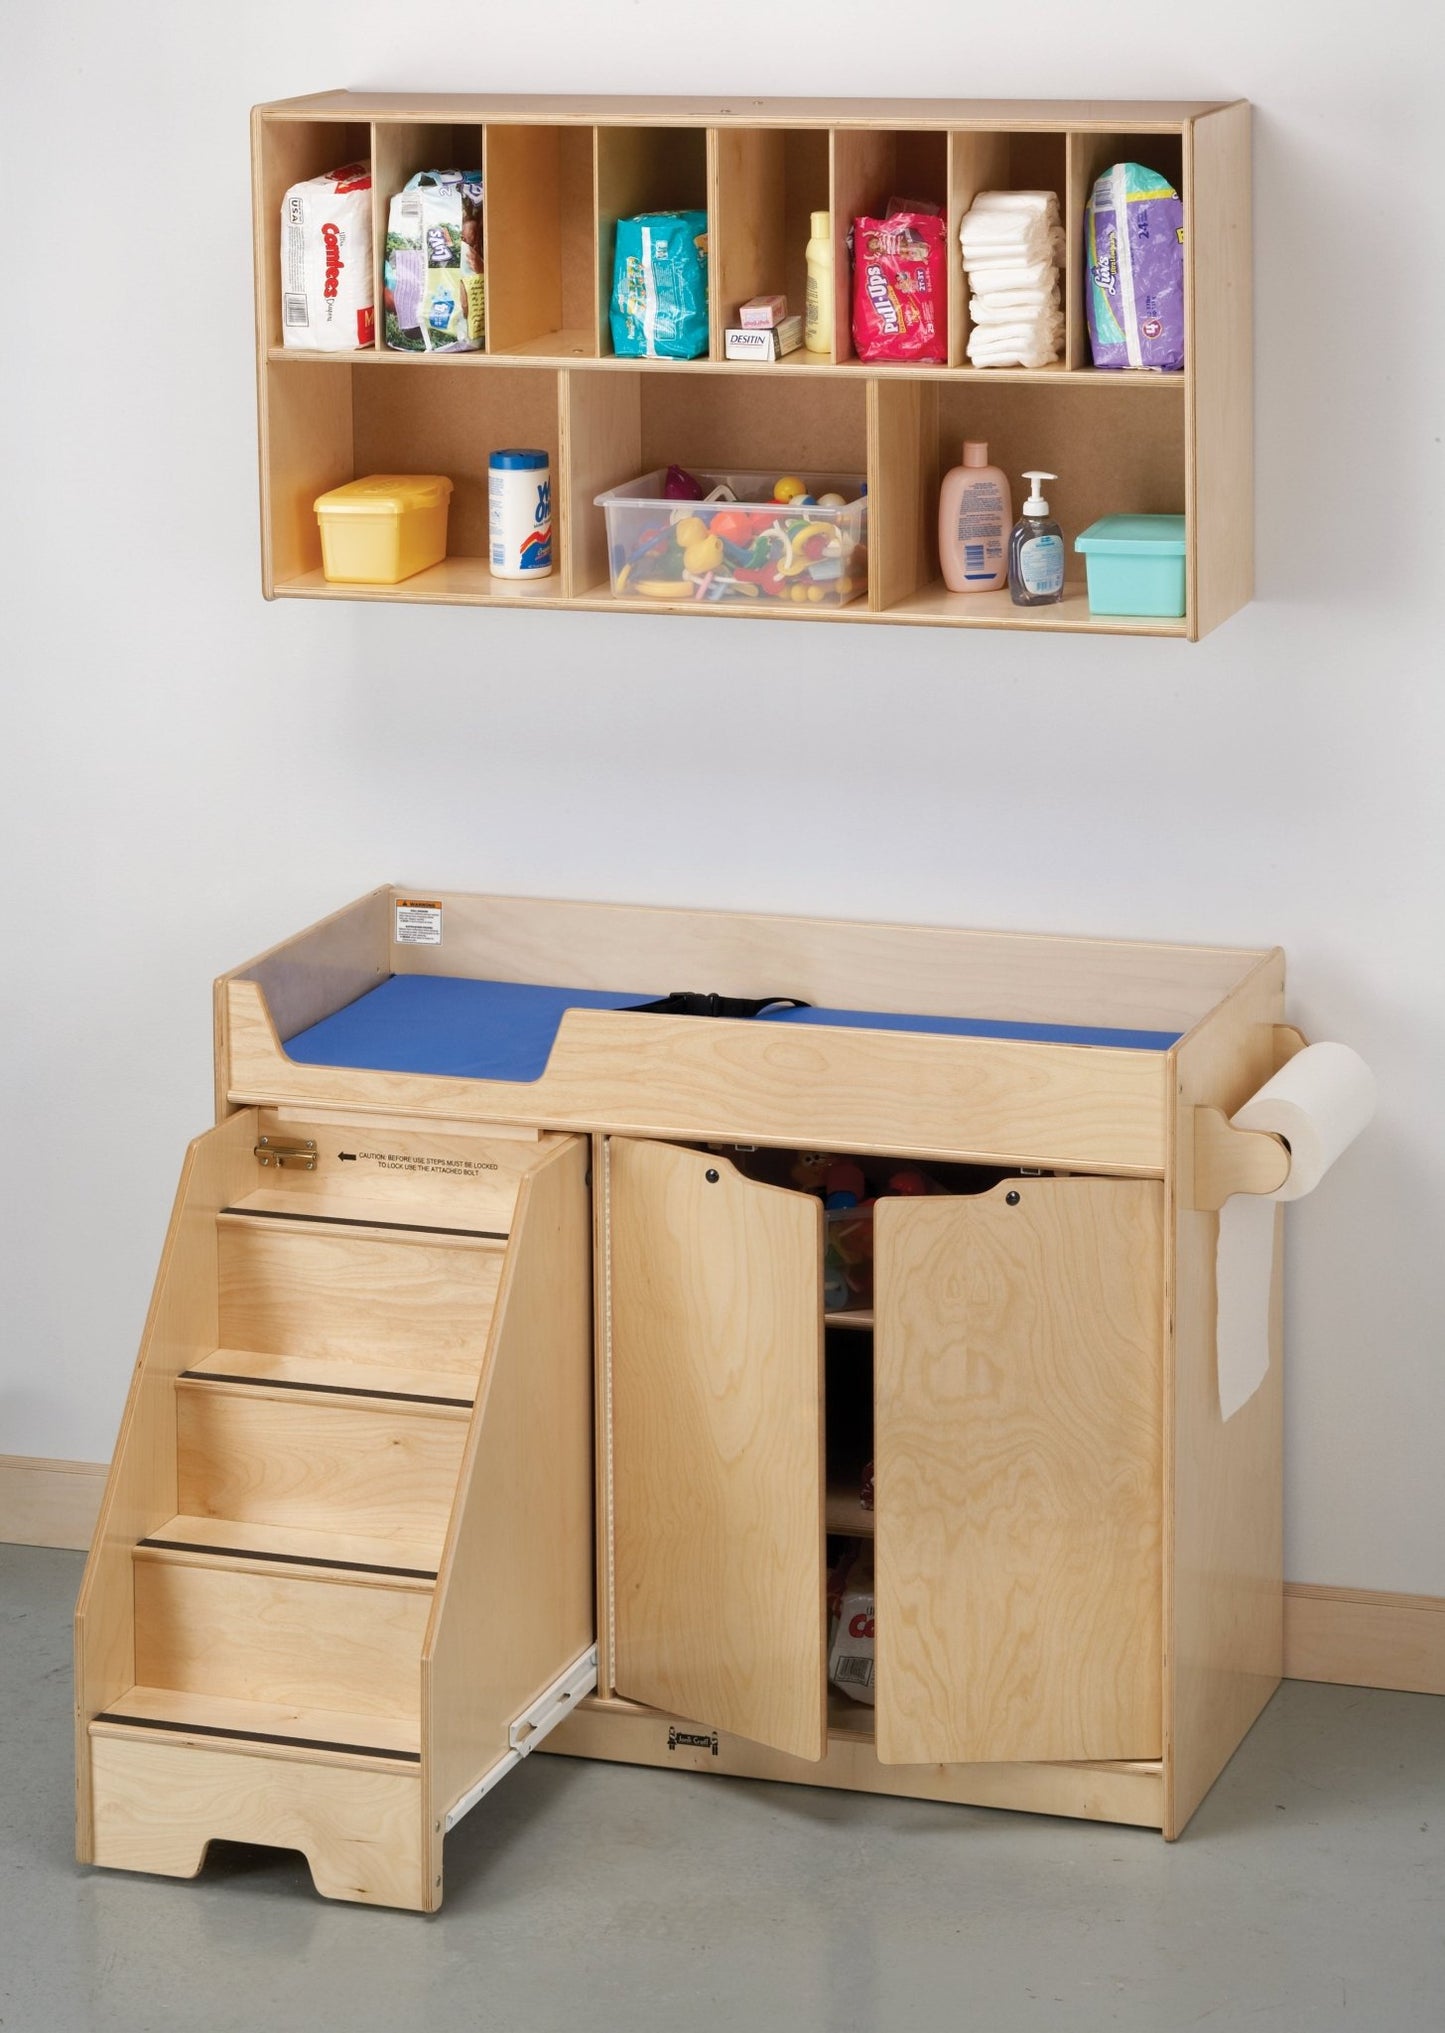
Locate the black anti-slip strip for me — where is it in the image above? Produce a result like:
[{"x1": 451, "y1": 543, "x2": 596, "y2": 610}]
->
[
  {"x1": 93, "y1": 1712, "x2": 420, "y2": 1763},
  {"x1": 185, "y1": 1369, "x2": 473, "y2": 1410},
  {"x1": 139, "y1": 1537, "x2": 437, "y2": 1581},
  {"x1": 222, "y1": 1206, "x2": 507, "y2": 1242}
]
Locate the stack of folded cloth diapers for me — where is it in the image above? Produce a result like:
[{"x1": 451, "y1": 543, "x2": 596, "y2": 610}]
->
[{"x1": 960, "y1": 191, "x2": 1066, "y2": 368}]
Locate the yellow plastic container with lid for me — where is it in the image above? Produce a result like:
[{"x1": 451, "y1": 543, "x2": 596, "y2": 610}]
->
[{"x1": 313, "y1": 473, "x2": 453, "y2": 584}]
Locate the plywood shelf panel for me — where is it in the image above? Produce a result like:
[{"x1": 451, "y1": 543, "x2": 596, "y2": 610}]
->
[
  {"x1": 274, "y1": 561, "x2": 570, "y2": 605},
  {"x1": 268, "y1": 345, "x2": 1184, "y2": 385},
  {"x1": 884, "y1": 581, "x2": 1189, "y2": 636}
]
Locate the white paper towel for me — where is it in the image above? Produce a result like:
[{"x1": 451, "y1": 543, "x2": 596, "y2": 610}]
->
[{"x1": 1214, "y1": 1043, "x2": 1375, "y2": 1419}]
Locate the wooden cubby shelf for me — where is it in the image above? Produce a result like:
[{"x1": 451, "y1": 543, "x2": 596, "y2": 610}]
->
[{"x1": 253, "y1": 93, "x2": 1252, "y2": 639}]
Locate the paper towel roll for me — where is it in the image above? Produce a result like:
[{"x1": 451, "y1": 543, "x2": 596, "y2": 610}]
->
[
  {"x1": 1215, "y1": 1042, "x2": 1375, "y2": 1419},
  {"x1": 1227, "y1": 1042, "x2": 1377, "y2": 1201}
]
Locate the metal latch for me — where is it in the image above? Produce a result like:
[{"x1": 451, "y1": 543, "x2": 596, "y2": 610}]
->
[{"x1": 254, "y1": 1136, "x2": 317, "y2": 1171}]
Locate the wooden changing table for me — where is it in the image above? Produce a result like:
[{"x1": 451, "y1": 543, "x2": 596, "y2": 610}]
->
[{"x1": 76, "y1": 887, "x2": 1293, "y2": 1909}]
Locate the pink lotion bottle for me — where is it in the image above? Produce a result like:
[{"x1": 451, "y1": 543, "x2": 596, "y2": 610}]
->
[{"x1": 938, "y1": 441, "x2": 1011, "y2": 592}]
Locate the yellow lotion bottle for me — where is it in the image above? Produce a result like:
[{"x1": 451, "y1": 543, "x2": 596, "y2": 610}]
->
[
  {"x1": 805, "y1": 211, "x2": 833, "y2": 353},
  {"x1": 938, "y1": 441, "x2": 1011, "y2": 592}
]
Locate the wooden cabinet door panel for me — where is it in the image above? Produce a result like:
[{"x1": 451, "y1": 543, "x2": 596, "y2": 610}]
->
[
  {"x1": 609, "y1": 1140, "x2": 827, "y2": 1761},
  {"x1": 874, "y1": 1178, "x2": 1163, "y2": 1766}
]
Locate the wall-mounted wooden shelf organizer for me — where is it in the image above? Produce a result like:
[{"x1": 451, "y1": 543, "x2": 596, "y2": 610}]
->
[{"x1": 253, "y1": 93, "x2": 1253, "y2": 640}]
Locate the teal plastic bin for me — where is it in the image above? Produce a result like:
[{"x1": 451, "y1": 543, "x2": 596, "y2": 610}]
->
[{"x1": 1075, "y1": 514, "x2": 1186, "y2": 618}]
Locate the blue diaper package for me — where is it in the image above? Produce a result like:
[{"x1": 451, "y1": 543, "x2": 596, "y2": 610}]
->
[{"x1": 610, "y1": 210, "x2": 709, "y2": 359}]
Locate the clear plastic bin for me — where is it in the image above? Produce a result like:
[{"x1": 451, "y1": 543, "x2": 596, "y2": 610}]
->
[{"x1": 595, "y1": 469, "x2": 868, "y2": 608}]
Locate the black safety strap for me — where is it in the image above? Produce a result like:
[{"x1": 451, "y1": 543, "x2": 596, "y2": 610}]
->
[{"x1": 629, "y1": 991, "x2": 812, "y2": 1020}]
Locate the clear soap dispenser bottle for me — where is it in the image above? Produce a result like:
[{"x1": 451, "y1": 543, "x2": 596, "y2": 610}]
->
[{"x1": 1008, "y1": 471, "x2": 1065, "y2": 606}]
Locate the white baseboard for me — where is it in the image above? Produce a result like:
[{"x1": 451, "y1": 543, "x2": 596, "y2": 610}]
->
[{"x1": 2, "y1": 1455, "x2": 1442, "y2": 1696}]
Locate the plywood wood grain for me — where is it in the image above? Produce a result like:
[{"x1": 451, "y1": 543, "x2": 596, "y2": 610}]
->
[
  {"x1": 875, "y1": 1177, "x2": 1164, "y2": 1764},
  {"x1": 609, "y1": 1141, "x2": 826, "y2": 1761}
]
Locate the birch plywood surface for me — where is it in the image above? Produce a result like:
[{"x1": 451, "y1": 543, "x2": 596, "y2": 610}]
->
[
  {"x1": 89, "y1": 1733, "x2": 426, "y2": 1909},
  {"x1": 132, "y1": 1558, "x2": 430, "y2": 1718},
  {"x1": 875, "y1": 1178, "x2": 1164, "y2": 1764},
  {"x1": 175, "y1": 1383, "x2": 467, "y2": 1548},
  {"x1": 217, "y1": 1220, "x2": 501, "y2": 1376},
  {"x1": 609, "y1": 1141, "x2": 826, "y2": 1761}
]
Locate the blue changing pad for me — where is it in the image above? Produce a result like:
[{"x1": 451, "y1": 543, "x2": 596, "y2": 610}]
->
[{"x1": 282, "y1": 974, "x2": 1180, "y2": 1084}]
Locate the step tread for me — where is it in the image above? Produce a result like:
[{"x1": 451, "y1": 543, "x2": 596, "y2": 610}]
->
[
  {"x1": 92, "y1": 1685, "x2": 421, "y2": 1762},
  {"x1": 184, "y1": 1348, "x2": 478, "y2": 1409},
  {"x1": 137, "y1": 1513, "x2": 441, "y2": 1583},
  {"x1": 221, "y1": 1194, "x2": 511, "y2": 1247}
]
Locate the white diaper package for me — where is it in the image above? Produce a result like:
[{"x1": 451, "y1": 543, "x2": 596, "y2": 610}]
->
[
  {"x1": 280, "y1": 163, "x2": 375, "y2": 352},
  {"x1": 961, "y1": 189, "x2": 1065, "y2": 368}
]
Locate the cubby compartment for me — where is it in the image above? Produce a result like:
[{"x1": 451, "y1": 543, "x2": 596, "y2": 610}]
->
[
  {"x1": 868, "y1": 373, "x2": 1188, "y2": 631},
  {"x1": 949, "y1": 130, "x2": 1068, "y2": 368},
  {"x1": 830, "y1": 128, "x2": 950, "y2": 365},
  {"x1": 711, "y1": 127, "x2": 830, "y2": 354},
  {"x1": 1065, "y1": 130, "x2": 1186, "y2": 371},
  {"x1": 255, "y1": 117, "x2": 372, "y2": 353},
  {"x1": 369, "y1": 122, "x2": 486, "y2": 352},
  {"x1": 563, "y1": 366, "x2": 868, "y2": 610},
  {"x1": 263, "y1": 358, "x2": 565, "y2": 603},
  {"x1": 595, "y1": 127, "x2": 711, "y2": 358},
  {"x1": 485, "y1": 124, "x2": 597, "y2": 357}
]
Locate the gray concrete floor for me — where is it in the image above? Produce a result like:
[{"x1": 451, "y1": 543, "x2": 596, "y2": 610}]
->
[{"x1": 4, "y1": 1544, "x2": 1443, "y2": 2033}]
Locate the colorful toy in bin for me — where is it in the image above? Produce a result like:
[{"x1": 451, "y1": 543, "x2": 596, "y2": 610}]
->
[{"x1": 595, "y1": 468, "x2": 869, "y2": 608}]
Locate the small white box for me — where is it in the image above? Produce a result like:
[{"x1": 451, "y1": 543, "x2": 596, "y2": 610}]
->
[{"x1": 724, "y1": 313, "x2": 803, "y2": 361}]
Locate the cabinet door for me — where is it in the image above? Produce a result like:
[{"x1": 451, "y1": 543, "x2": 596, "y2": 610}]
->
[
  {"x1": 608, "y1": 1140, "x2": 827, "y2": 1761},
  {"x1": 874, "y1": 1177, "x2": 1163, "y2": 1766}
]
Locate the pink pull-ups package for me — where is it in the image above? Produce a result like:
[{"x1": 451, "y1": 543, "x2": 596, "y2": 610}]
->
[{"x1": 851, "y1": 206, "x2": 947, "y2": 363}]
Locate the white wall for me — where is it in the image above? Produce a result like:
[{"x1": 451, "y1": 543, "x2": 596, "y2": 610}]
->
[{"x1": 3, "y1": 1, "x2": 1441, "y2": 1593}]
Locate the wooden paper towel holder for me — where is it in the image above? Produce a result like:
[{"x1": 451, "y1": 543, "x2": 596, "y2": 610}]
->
[{"x1": 1192, "y1": 1025, "x2": 1305, "y2": 1211}]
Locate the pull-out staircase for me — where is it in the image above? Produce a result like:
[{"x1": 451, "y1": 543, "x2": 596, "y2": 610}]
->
[{"x1": 75, "y1": 1111, "x2": 594, "y2": 1910}]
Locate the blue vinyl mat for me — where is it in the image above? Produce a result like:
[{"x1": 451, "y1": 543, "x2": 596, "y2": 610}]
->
[{"x1": 282, "y1": 974, "x2": 1180, "y2": 1084}]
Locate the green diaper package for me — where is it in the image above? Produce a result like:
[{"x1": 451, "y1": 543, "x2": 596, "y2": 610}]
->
[{"x1": 610, "y1": 211, "x2": 708, "y2": 359}]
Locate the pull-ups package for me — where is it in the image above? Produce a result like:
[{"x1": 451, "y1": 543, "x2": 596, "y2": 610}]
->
[
  {"x1": 1085, "y1": 162, "x2": 1185, "y2": 372},
  {"x1": 384, "y1": 171, "x2": 485, "y2": 353},
  {"x1": 610, "y1": 211, "x2": 709, "y2": 359},
  {"x1": 828, "y1": 1548, "x2": 876, "y2": 1706},
  {"x1": 279, "y1": 163, "x2": 375, "y2": 352}
]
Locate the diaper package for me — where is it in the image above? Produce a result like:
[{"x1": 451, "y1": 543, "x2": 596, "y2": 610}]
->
[
  {"x1": 1085, "y1": 162, "x2": 1185, "y2": 372},
  {"x1": 610, "y1": 211, "x2": 709, "y2": 359},
  {"x1": 384, "y1": 171, "x2": 485, "y2": 353},
  {"x1": 828, "y1": 1547, "x2": 876, "y2": 1706},
  {"x1": 280, "y1": 163, "x2": 375, "y2": 352},
  {"x1": 851, "y1": 206, "x2": 948, "y2": 363}
]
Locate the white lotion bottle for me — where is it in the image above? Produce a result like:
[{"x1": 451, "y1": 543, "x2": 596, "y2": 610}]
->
[
  {"x1": 938, "y1": 441, "x2": 1011, "y2": 592},
  {"x1": 805, "y1": 211, "x2": 833, "y2": 354}
]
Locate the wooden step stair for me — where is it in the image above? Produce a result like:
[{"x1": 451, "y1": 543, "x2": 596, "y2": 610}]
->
[
  {"x1": 185, "y1": 1347, "x2": 476, "y2": 1407},
  {"x1": 91, "y1": 1685, "x2": 420, "y2": 1762},
  {"x1": 76, "y1": 1114, "x2": 595, "y2": 1912}
]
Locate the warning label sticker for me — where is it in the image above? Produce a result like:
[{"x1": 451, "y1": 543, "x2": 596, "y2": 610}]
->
[{"x1": 395, "y1": 899, "x2": 443, "y2": 946}]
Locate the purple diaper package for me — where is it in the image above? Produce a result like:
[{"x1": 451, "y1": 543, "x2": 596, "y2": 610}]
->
[{"x1": 1085, "y1": 162, "x2": 1185, "y2": 372}]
